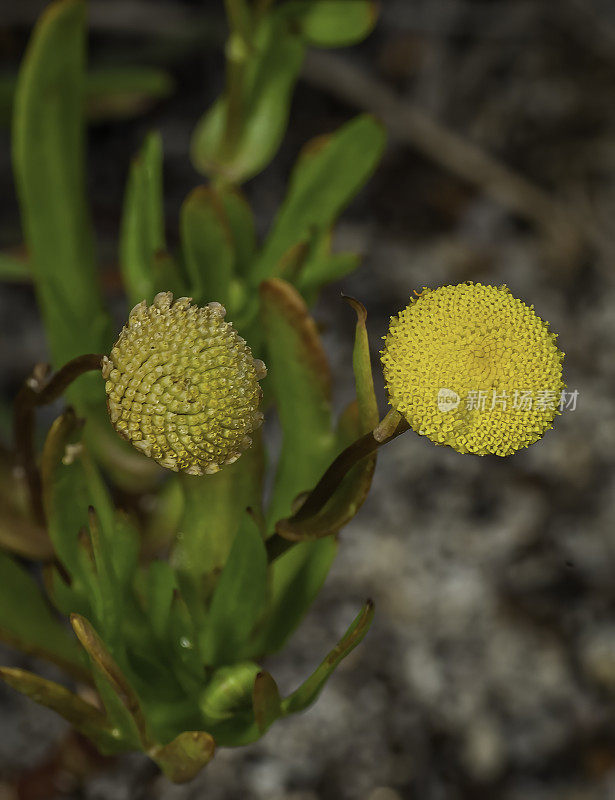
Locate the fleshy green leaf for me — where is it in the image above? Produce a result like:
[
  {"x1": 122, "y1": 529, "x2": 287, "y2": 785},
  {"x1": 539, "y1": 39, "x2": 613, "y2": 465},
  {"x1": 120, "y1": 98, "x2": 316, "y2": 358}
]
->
[
  {"x1": 345, "y1": 296, "x2": 379, "y2": 433},
  {"x1": 280, "y1": 1, "x2": 378, "y2": 47},
  {"x1": 0, "y1": 552, "x2": 86, "y2": 679},
  {"x1": 151, "y1": 730, "x2": 216, "y2": 783},
  {"x1": 299, "y1": 252, "x2": 361, "y2": 306},
  {"x1": 180, "y1": 186, "x2": 234, "y2": 307},
  {"x1": 110, "y1": 512, "x2": 140, "y2": 593},
  {"x1": 219, "y1": 187, "x2": 257, "y2": 278},
  {"x1": 41, "y1": 410, "x2": 139, "y2": 640},
  {"x1": 282, "y1": 600, "x2": 374, "y2": 715},
  {"x1": 141, "y1": 560, "x2": 177, "y2": 642},
  {"x1": 44, "y1": 563, "x2": 90, "y2": 619},
  {"x1": 142, "y1": 475, "x2": 184, "y2": 555},
  {"x1": 174, "y1": 434, "x2": 264, "y2": 588},
  {"x1": 289, "y1": 227, "x2": 362, "y2": 306},
  {"x1": 199, "y1": 516, "x2": 268, "y2": 666},
  {"x1": 119, "y1": 131, "x2": 167, "y2": 306},
  {"x1": 0, "y1": 667, "x2": 121, "y2": 753},
  {"x1": 275, "y1": 296, "x2": 379, "y2": 540},
  {"x1": 71, "y1": 613, "x2": 149, "y2": 748},
  {"x1": 190, "y1": 16, "x2": 305, "y2": 184},
  {"x1": 41, "y1": 409, "x2": 94, "y2": 587},
  {"x1": 260, "y1": 278, "x2": 336, "y2": 529},
  {"x1": 85, "y1": 67, "x2": 174, "y2": 120},
  {"x1": 12, "y1": 0, "x2": 111, "y2": 384},
  {"x1": 250, "y1": 537, "x2": 338, "y2": 657},
  {"x1": 0, "y1": 67, "x2": 173, "y2": 126},
  {"x1": 253, "y1": 115, "x2": 386, "y2": 283},
  {"x1": 253, "y1": 670, "x2": 282, "y2": 734}
]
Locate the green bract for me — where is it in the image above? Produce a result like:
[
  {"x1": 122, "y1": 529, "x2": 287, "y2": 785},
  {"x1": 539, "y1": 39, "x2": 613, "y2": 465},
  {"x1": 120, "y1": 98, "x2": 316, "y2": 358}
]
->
[{"x1": 2, "y1": 0, "x2": 385, "y2": 784}]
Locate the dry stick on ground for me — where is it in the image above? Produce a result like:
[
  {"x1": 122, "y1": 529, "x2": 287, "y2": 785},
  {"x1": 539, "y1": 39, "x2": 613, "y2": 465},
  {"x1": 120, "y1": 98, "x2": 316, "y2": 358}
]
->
[{"x1": 301, "y1": 51, "x2": 596, "y2": 269}]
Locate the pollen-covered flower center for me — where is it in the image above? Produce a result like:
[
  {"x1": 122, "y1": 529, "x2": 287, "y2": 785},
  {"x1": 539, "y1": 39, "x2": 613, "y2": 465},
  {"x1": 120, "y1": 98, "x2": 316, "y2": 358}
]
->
[
  {"x1": 103, "y1": 292, "x2": 266, "y2": 475},
  {"x1": 380, "y1": 282, "x2": 565, "y2": 457}
]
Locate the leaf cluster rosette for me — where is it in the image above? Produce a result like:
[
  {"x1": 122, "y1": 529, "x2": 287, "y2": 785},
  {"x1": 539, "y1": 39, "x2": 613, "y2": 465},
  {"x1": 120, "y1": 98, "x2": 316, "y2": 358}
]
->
[
  {"x1": 1, "y1": 0, "x2": 386, "y2": 783},
  {"x1": 0, "y1": 0, "x2": 566, "y2": 785}
]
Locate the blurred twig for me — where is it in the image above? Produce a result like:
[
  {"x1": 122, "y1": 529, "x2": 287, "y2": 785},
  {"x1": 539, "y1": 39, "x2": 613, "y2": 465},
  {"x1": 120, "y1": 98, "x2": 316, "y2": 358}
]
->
[{"x1": 302, "y1": 51, "x2": 594, "y2": 264}]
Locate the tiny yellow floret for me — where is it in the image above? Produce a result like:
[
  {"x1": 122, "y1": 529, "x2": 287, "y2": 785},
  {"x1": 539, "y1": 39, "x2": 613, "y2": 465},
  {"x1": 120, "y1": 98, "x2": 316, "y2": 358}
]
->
[
  {"x1": 380, "y1": 282, "x2": 565, "y2": 456},
  {"x1": 103, "y1": 292, "x2": 266, "y2": 475}
]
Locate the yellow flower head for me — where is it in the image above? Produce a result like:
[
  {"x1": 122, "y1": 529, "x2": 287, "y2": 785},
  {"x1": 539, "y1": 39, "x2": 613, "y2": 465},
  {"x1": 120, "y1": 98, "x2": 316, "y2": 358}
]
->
[
  {"x1": 381, "y1": 282, "x2": 565, "y2": 456},
  {"x1": 102, "y1": 292, "x2": 266, "y2": 475}
]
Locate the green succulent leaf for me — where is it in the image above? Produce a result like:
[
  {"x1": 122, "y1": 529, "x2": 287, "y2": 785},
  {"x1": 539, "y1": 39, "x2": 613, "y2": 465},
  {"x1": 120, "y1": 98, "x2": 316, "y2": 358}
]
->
[
  {"x1": 41, "y1": 409, "x2": 94, "y2": 587},
  {"x1": 41, "y1": 409, "x2": 139, "y2": 633},
  {"x1": 190, "y1": 15, "x2": 305, "y2": 184},
  {"x1": 180, "y1": 186, "x2": 234, "y2": 308},
  {"x1": 282, "y1": 599, "x2": 374, "y2": 715},
  {"x1": 141, "y1": 475, "x2": 184, "y2": 555},
  {"x1": 0, "y1": 67, "x2": 173, "y2": 126},
  {"x1": 174, "y1": 435, "x2": 264, "y2": 592},
  {"x1": 299, "y1": 253, "x2": 361, "y2": 307},
  {"x1": 71, "y1": 613, "x2": 149, "y2": 748},
  {"x1": 345, "y1": 296, "x2": 379, "y2": 433},
  {"x1": 251, "y1": 537, "x2": 338, "y2": 657},
  {"x1": 165, "y1": 591, "x2": 205, "y2": 696},
  {"x1": 0, "y1": 667, "x2": 122, "y2": 753},
  {"x1": 110, "y1": 512, "x2": 140, "y2": 593},
  {"x1": 44, "y1": 563, "x2": 90, "y2": 619},
  {"x1": 0, "y1": 552, "x2": 86, "y2": 679},
  {"x1": 289, "y1": 228, "x2": 362, "y2": 306},
  {"x1": 218, "y1": 187, "x2": 257, "y2": 278},
  {"x1": 260, "y1": 278, "x2": 336, "y2": 529},
  {"x1": 199, "y1": 516, "x2": 268, "y2": 667},
  {"x1": 141, "y1": 560, "x2": 177, "y2": 643},
  {"x1": 252, "y1": 670, "x2": 282, "y2": 734},
  {"x1": 85, "y1": 67, "x2": 174, "y2": 120},
  {"x1": 119, "y1": 131, "x2": 168, "y2": 306},
  {"x1": 253, "y1": 115, "x2": 386, "y2": 283},
  {"x1": 12, "y1": 0, "x2": 111, "y2": 388},
  {"x1": 150, "y1": 730, "x2": 216, "y2": 784},
  {"x1": 275, "y1": 296, "x2": 379, "y2": 540},
  {"x1": 280, "y1": 1, "x2": 378, "y2": 47}
]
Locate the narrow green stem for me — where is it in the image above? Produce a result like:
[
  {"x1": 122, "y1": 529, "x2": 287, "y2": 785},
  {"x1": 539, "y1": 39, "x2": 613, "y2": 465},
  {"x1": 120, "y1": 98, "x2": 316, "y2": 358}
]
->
[
  {"x1": 221, "y1": 0, "x2": 252, "y2": 165},
  {"x1": 266, "y1": 411, "x2": 410, "y2": 561},
  {"x1": 14, "y1": 354, "x2": 104, "y2": 524}
]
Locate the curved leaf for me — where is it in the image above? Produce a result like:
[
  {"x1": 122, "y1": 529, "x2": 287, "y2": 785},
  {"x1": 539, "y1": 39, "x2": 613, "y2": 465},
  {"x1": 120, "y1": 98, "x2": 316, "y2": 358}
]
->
[
  {"x1": 253, "y1": 115, "x2": 386, "y2": 283},
  {"x1": 253, "y1": 670, "x2": 281, "y2": 734},
  {"x1": 198, "y1": 516, "x2": 268, "y2": 667},
  {"x1": 0, "y1": 667, "x2": 121, "y2": 753},
  {"x1": 282, "y1": 600, "x2": 374, "y2": 715},
  {"x1": 12, "y1": 0, "x2": 111, "y2": 383},
  {"x1": 260, "y1": 279, "x2": 336, "y2": 528},
  {"x1": 251, "y1": 537, "x2": 338, "y2": 657},
  {"x1": 180, "y1": 186, "x2": 234, "y2": 307},
  {"x1": 151, "y1": 730, "x2": 215, "y2": 783},
  {"x1": 190, "y1": 16, "x2": 305, "y2": 184},
  {"x1": 275, "y1": 296, "x2": 379, "y2": 540},
  {"x1": 119, "y1": 131, "x2": 167, "y2": 306},
  {"x1": 0, "y1": 552, "x2": 85, "y2": 679},
  {"x1": 280, "y1": 1, "x2": 378, "y2": 48}
]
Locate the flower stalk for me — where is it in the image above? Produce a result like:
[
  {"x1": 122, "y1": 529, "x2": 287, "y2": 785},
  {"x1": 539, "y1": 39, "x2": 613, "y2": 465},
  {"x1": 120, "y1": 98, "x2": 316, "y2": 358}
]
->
[{"x1": 14, "y1": 353, "x2": 103, "y2": 523}]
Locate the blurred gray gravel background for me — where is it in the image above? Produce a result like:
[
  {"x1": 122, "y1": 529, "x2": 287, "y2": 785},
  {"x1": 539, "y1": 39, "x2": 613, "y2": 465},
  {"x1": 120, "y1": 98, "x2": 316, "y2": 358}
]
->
[{"x1": 1, "y1": 0, "x2": 615, "y2": 797}]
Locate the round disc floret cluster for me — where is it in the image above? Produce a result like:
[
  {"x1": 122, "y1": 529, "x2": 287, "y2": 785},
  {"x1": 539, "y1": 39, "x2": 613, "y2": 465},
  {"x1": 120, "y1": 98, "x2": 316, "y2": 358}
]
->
[
  {"x1": 381, "y1": 282, "x2": 565, "y2": 457},
  {"x1": 103, "y1": 292, "x2": 266, "y2": 475}
]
